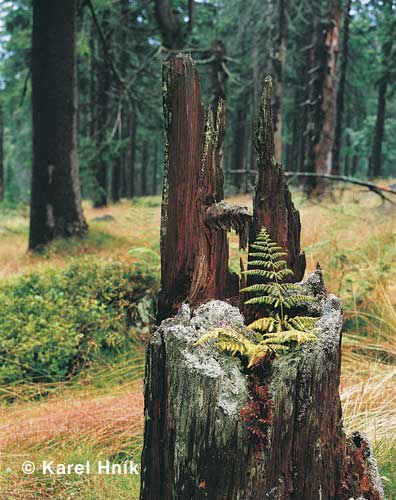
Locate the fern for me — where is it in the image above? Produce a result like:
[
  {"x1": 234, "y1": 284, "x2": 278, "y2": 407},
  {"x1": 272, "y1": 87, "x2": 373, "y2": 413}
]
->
[
  {"x1": 195, "y1": 328, "x2": 287, "y2": 368},
  {"x1": 196, "y1": 227, "x2": 319, "y2": 369}
]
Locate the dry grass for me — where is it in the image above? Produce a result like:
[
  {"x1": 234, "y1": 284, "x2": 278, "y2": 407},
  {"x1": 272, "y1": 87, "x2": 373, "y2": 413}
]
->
[{"x1": 0, "y1": 188, "x2": 395, "y2": 498}]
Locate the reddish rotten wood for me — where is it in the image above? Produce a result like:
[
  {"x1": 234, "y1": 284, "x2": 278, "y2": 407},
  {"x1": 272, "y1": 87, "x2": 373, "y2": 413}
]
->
[
  {"x1": 157, "y1": 55, "x2": 250, "y2": 322},
  {"x1": 251, "y1": 77, "x2": 305, "y2": 282}
]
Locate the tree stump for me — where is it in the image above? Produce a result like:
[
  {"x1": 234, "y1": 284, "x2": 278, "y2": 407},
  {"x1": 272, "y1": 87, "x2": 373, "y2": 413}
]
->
[
  {"x1": 140, "y1": 55, "x2": 383, "y2": 500},
  {"x1": 157, "y1": 55, "x2": 250, "y2": 322}
]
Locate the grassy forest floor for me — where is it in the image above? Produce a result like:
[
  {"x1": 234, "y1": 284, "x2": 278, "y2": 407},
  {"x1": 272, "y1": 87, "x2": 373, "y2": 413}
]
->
[{"x1": 0, "y1": 188, "x2": 395, "y2": 499}]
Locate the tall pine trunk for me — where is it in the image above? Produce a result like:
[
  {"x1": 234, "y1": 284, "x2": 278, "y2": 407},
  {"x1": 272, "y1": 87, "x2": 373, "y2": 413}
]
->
[
  {"x1": 270, "y1": 0, "x2": 288, "y2": 162},
  {"x1": 29, "y1": 0, "x2": 87, "y2": 250},
  {"x1": 368, "y1": 77, "x2": 387, "y2": 179},
  {"x1": 127, "y1": 109, "x2": 137, "y2": 198},
  {"x1": 304, "y1": 0, "x2": 340, "y2": 197},
  {"x1": 93, "y1": 10, "x2": 110, "y2": 208},
  {"x1": 332, "y1": 0, "x2": 351, "y2": 175}
]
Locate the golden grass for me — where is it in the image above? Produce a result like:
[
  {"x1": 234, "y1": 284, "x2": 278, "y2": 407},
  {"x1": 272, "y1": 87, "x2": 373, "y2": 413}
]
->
[{"x1": 0, "y1": 188, "x2": 395, "y2": 498}]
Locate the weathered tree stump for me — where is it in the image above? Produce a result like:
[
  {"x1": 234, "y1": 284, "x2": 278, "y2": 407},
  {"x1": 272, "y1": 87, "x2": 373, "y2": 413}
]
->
[
  {"x1": 252, "y1": 76, "x2": 305, "y2": 282},
  {"x1": 140, "y1": 55, "x2": 383, "y2": 500},
  {"x1": 157, "y1": 55, "x2": 250, "y2": 322}
]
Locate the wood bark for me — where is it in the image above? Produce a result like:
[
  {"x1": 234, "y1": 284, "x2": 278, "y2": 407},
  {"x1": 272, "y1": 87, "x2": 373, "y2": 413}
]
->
[
  {"x1": 252, "y1": 77, "x2": 305, "y2": 282},
  {"x1": 29, "y1": 0, "x2": 87, "y2": 250},
  {"x1": 332, "y1": 0, "x2": 351, "y2": 175},
  {"x1": 157, "y1": 55, "x2": 250, "y2": 322},
  {"x1": 304, "y1": 0, "x2": 341, "y2": 197}
]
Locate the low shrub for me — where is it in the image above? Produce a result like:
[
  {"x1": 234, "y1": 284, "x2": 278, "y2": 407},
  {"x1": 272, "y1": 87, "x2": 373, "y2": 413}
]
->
[{"x1": 0, "y1": 259, "x2": 157, "y2": 385}]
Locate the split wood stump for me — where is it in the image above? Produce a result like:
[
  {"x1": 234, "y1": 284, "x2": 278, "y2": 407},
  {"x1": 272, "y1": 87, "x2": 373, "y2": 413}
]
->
[{"x1": 140, "y1": 55, "x2": 383, "y2": 500}]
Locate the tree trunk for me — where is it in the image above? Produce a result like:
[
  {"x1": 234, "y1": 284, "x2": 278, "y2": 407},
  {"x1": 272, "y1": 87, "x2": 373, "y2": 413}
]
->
[
  {"x1": 127, "y1": 109, "x2": 137, "y2": 198},
  {"x1": 152, "y1": 142, "x2": 158, "y2": 196},
  {"x1": 270, "y1": 0, "x2": 288, "y2": 162},
  {"x1": 141, "y1": 140, "x2": 148, "y2": 197},
  {"x1": 140, "y1": 54, "x2": 383, "y2": 500},
  {"x1": 332, "y1": 0, "x2": 351, "y2": 175},
  {"x1": 29, "y1": 0, "x2": 87, "y2": 250},
  {"x1": 252, "y1": 77, "x2": 305, "y2": 282},
  {"x1": 210, "y1": 39, "x2": 227, "y2": 115},
  {"x1": 368, "y1": 77, "x2": 387, "y2": 179},
  {"x1": 93, "y1": 9, "x2": 110, "y2": 208},
  {"x1": 155, "y1": 0, "x2": 194, "y2": 50},
  {"x1": 0, "y1": 102, "x2": 3, "y2": 202},
  {"x1": 304, "y1": 0, "x2": 341, "y2": 197},
  {"x1": 156, "y1": 55, "x2": 250, "y2": 323},
  {"x1": 231, "y1": 93, "x2": 248, "y2": 192}
]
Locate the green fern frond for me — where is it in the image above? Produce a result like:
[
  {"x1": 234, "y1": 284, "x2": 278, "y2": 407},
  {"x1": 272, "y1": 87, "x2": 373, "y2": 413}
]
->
[
  {"x1": 287, "y1": 316, "x2": 318, "y2": 331},
  {"x1": 263, "y1": 329, "x2": 317, "y2": 346},
  {"x1": 246, "y1": 317, "x2": 276, "y2": 332},
  {"x1": 195, "y1": 227, "x2": 319, "y2": 371},
  {"x1": 195, "y1": 327, "x2": 273, "y2": 368},
  {"x1": 245, "y1": 295, "x2": 279, "y2": 306},
  {"x1": 240, "y1": 283, "x2": 278, "y2": 294}
]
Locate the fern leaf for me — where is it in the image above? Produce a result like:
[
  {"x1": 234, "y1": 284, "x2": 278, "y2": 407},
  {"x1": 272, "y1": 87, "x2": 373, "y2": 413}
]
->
[
  {"x1": 246, "y1": 317, "x2": 276, "y2": 332},
  {"x1": 245, "y1": 295, "x2": 278, "y2": 306},
  {"x1": 240, "y1": 283, "x2": 278, "y2": 294}
]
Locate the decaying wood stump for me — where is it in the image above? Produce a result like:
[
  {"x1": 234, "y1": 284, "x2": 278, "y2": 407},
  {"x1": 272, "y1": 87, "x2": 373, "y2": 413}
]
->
[
  {"x1": 141, "y1": 273, "x2": 383, "y2": 499},
  {"x1": 252, "y1": 76, "x2": 305, "y2": 282},
  {"x1": 140, "y1": 55, "x2": 383, "y2": 500},
  {"x1": 157, "y1": 55, "x2": 250, "y2": 322}
]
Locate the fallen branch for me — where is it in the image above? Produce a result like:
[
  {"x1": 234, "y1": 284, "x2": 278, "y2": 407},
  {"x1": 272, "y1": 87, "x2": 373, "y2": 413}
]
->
[
  {"x1": 285, "y1": 172, "x2": 396, "y2": 204},
  {"x1": 228, "y1": 169, "x2": 396, "y2": 204}
]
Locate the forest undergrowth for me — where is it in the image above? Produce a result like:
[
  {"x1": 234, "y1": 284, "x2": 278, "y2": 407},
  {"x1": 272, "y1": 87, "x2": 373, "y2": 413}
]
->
[{"x1": 0, "y1": 188, "x2": 395, "y2": 499}]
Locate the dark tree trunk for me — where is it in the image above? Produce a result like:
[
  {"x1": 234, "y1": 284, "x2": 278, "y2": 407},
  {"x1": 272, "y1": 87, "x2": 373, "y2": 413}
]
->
[
  {"x1": 155, "y1": 0, "x2": 194, "y2": 50},
  {"x1": 270, "y1": 0, "x2": 288, "y2": 162},
  {"x1": 210, "y1": 39, "x2": 227, "y2": 115},
  {"x1": 111, "y1": 154, "x2": 122, "y2": 202},
  {"x1": 368, "y1": 77, "x2": 387, "y2": 179},
  {"x1": 231, "y1": 93, "x2": 248, "y2": 191},
  {"x1": 304, "y1": 0, "x2": 341, "y2": 197},
  {"x1": 332, "y1": 0, "x2": 351, "y2": 175},
  {"x1": 127, "y1": 109, "x2": 137, "y2": 198},
  {"x1": 29, "y1": 0, "x2": 87, "y2": 250},
  {"x1": 351, "y1": 155, "x2": 358, "y2": 176},
  {"x1": 152, "y1": 142, "x2": 158, "y2": 196},
  {"x1": 156, "y1": 55, "x2": 250, "y2": 323},
  {"x1": 0, "y1": 102, "x2": 3, "y2": 202},
  {"x1": 141, "y1": 140, "x2": 149, "y2": 196},
  {"x1": 93, "y1": 9, "x2": 110, "y2": 208}
]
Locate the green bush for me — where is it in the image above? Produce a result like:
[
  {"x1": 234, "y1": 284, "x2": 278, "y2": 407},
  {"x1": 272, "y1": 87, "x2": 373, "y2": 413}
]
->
[{"x1": 0, "y1": 259, "x2": 157, "y2": 385}]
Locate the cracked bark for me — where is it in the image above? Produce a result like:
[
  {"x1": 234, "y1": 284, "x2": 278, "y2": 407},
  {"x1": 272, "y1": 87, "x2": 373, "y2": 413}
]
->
[{"x1": 157, "y1": 55, "x2": 251, "y2": 323}]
